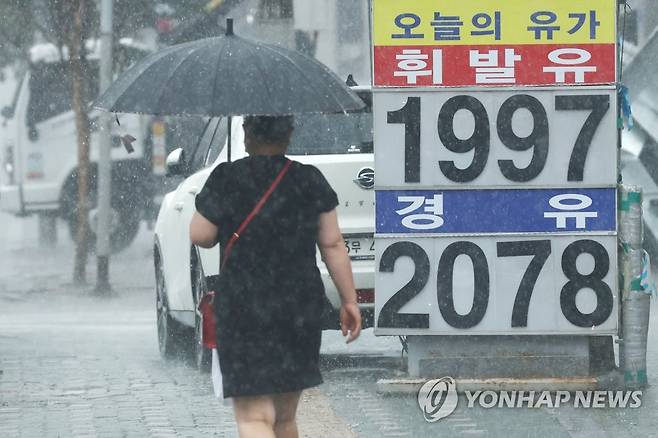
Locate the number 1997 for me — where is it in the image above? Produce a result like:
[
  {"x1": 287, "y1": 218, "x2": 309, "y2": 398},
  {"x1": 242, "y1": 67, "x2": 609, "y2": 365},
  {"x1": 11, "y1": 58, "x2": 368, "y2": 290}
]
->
[{"x1": 388, "y1": 94, "x2": 610, "y2": 183}]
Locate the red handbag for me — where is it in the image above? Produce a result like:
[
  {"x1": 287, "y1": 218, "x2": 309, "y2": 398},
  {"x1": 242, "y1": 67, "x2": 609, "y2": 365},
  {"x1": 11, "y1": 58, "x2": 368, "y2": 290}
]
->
[{"x1": 198, "y1": 159, "x2": 293, "y2": 349}]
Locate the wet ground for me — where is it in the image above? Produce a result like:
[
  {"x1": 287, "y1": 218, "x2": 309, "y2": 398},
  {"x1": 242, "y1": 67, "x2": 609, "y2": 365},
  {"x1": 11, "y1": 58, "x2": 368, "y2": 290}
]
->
[{"x1": 2, "y1": 211, "x2": 658, "y2": 437}]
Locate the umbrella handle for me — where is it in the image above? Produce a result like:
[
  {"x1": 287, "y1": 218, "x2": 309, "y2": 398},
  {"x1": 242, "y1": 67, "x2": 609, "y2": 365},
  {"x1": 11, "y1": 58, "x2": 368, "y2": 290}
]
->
[{"x1": 227, "y1": 115, "x2": 232, "y2": 163}]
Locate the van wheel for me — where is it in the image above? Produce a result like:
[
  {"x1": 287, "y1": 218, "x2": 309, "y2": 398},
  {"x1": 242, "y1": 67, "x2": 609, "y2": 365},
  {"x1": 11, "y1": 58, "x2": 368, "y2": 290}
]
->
[
  {"x1": 155, "y1": 252, "x2": 191, "y2": 359},
  {"x1": 63, "y1": 178, "x2": 141, "y2": 253},
  {"x1": 192, "y1": 257, "x2": 212, "y2": 372}
]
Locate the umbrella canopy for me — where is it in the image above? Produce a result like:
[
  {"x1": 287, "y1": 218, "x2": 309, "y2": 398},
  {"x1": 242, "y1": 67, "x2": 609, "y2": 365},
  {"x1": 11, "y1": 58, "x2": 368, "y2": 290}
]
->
[{"x1": 93, "y1": 20, "x2": 365, "y2": 116}]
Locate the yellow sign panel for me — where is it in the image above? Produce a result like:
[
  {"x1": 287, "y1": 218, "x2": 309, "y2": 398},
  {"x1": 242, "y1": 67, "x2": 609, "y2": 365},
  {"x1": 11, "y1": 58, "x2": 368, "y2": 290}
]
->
[{"x1": 373, "y1": 0, "x2": 616, "y2": 46}]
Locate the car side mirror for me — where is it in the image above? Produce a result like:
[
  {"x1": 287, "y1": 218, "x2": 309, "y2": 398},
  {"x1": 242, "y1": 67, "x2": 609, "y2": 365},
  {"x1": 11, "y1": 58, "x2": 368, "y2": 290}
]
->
[
  {"x1": 28, "y1": 124, "x2": 39, "y2": 142},
  {"x1": 166, "y1": 148, "x2": 186, "y2": 176}
]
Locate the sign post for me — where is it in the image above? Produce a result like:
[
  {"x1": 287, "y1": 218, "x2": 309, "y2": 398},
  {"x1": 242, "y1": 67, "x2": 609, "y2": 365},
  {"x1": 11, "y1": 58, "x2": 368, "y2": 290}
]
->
[{"x1": 372, "y1": 0, "x2": 619, "y2": 379}]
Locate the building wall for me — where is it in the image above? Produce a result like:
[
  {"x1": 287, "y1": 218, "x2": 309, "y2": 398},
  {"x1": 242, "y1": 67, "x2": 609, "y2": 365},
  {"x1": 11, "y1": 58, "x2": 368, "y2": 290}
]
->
[
  {"x1": 229, "y1": 0, "x2": 372, "y2": 84},
  {"x1": 294, "y1": 0, "x2": 371, "y2": 84},
  {"x1": 628, "y1": 0, "x2": 658, "y2": 46}
]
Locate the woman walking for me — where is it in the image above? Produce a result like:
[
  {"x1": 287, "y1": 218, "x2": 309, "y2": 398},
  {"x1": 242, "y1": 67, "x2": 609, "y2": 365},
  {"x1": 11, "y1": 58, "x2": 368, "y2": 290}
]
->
[{"x1": 190, "y1": 115, "x2": 362, "y2": 438}]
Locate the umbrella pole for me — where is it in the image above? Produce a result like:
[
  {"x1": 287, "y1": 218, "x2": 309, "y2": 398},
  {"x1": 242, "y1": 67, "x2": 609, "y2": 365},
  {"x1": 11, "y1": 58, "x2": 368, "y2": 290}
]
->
[{"x1": 227, "y1": 115, "x2": 232, "y2": 163}]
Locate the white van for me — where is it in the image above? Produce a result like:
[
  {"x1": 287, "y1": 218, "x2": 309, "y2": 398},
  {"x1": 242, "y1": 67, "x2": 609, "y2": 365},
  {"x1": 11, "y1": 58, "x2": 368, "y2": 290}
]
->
[{"x1": 0, "y1": 40, "x2": 158, "y2": 251}]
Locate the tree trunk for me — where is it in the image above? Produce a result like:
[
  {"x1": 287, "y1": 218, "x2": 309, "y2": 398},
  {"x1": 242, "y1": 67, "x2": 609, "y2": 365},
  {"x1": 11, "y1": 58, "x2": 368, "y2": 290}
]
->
[{"x1": 70, "y1": 0, "x2": 91, "y2": 284}]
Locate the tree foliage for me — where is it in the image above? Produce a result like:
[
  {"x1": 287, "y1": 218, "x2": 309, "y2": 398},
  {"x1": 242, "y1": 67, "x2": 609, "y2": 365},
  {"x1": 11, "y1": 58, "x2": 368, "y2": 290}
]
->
[
  {"x1": 0, "y1": 0, "x2": 245, "y2": 67},
  {"x1": 0, "y1": 0, "x2": 39, "y2": 66},
  {"x1": 0, "y1": 0, "x2": 157, "y2": 67}
]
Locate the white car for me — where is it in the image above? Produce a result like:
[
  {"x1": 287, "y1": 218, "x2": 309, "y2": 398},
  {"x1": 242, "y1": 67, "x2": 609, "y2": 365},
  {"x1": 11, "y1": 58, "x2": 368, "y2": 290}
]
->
[{"x1": 153, "y1": 88, "x2": 374, "y2": 368}]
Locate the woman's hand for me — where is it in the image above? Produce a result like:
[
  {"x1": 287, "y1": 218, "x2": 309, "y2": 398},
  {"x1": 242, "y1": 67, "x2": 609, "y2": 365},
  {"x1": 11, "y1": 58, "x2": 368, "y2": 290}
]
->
[
  {"x1": 318, "y1": 209, "x2": 362, "y2": 344},
  {"x1": 340, "y1": 301, "x2": 362, "y2": 344}
]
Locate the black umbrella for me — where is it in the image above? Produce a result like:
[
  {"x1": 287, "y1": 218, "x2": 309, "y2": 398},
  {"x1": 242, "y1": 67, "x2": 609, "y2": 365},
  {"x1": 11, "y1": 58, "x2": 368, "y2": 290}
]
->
[{"x1": 93, "y1": 19, "x2": 365, "y2": 117}]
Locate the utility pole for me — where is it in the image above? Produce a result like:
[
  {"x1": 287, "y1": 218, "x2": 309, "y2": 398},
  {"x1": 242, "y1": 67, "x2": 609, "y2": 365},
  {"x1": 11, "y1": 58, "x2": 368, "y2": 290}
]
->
[{"x1": 95, "y1": 0, "x2": 113, "y2": 294}]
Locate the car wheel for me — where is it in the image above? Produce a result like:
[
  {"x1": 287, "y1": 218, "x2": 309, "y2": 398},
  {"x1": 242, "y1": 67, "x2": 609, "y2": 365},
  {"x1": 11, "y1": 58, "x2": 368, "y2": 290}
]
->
[
  {"x1": 155, "y1": 253, "x2": 189, "y2": 359},
  {"x1": 192, "y1": 257, "x2": 212, "y2": 372}
]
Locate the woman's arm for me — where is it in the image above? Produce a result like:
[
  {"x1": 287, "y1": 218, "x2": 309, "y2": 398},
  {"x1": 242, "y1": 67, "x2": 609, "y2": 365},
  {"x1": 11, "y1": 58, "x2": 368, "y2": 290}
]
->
[
  {"x1": 189, "y1": 211, "x2": 219, "y2": 248},
  {"x1": 317, "y1": 209, "x2": 361, "y2": 343}
]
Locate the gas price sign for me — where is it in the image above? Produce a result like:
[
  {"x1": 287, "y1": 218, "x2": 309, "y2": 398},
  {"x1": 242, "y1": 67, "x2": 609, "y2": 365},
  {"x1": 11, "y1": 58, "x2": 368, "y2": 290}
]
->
[
  {"x1": 372, "y1": 0, "x2": 618, "y2": 336},
  {"x1": 372, "y1": 0, "x2": 616, "y2": 88}
]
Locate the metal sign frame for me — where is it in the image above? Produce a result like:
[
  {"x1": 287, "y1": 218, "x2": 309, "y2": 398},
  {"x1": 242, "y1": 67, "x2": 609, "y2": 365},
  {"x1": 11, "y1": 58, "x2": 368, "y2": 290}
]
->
[{"x1": 371, "y1": 0, "x2": 619, "y2": 336}]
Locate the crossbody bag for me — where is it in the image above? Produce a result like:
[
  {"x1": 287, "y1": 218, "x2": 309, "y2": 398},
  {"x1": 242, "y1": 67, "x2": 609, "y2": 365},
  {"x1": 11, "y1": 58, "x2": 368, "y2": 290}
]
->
[{"x1": 198, "y1": 158, "x2": 293, "y2": 349}]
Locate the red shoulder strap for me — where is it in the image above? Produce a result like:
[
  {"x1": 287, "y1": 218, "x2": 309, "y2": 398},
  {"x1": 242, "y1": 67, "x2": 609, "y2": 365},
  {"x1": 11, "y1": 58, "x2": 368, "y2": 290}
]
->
[{"x1": 221, "y1": 159, "x2": 292, "y2": 270}]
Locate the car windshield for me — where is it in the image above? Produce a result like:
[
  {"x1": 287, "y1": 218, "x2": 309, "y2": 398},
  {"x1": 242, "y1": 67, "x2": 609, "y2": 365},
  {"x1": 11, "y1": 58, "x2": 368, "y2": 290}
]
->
[
  {"x1": 4, "y1": 72, "x2": 25, "y2": 119},
  {"x1": 288, "y1": 109, "x2": 373, "y2": 155}
]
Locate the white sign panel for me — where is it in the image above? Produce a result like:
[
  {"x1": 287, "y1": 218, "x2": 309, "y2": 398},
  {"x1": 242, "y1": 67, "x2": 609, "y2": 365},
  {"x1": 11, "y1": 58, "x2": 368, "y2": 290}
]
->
[
  {"x1": 374, "y1": 87, "x2": 617, "y2": 188},
  {"x1": 374, "y1": 235, "x2": 618, "y2": 335}
]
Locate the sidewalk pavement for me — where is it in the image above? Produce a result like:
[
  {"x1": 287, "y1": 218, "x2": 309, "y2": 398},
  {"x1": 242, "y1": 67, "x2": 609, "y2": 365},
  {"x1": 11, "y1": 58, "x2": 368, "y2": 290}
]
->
[
  {"x1": 5, "y1": 213, "x2": 658, "y2": 437},
  {"x1": 0, "y1": 213, "x2": 365, "y2": 437}
]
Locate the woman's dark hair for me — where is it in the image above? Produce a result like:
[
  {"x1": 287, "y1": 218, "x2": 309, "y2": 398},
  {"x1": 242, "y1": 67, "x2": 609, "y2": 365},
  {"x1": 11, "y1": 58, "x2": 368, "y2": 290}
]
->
[{"x1": 243, "y1": 115, "x2": 294, "y2": 144}]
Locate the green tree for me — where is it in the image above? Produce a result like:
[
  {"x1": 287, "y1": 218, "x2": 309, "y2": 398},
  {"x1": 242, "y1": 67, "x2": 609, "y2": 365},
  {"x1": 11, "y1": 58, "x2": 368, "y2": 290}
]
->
[
  {"x1": 0, "y1": 1, "x2": 39, "y2": 66},
  {"x1": 48, "y1": 0, "x2": 94, "y2": 283},
  {"x1": 0, "y1": 0, "x2": 155, "y2": 283},
  {"x1": 0, "y1": 0, "x2": 155, "y2": 67}
]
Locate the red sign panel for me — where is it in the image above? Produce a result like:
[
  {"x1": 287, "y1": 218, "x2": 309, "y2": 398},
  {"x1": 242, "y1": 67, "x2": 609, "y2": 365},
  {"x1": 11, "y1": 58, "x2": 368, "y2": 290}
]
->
[{"x1": 374, "y1": 44, "x2": 615, "y2": 88}]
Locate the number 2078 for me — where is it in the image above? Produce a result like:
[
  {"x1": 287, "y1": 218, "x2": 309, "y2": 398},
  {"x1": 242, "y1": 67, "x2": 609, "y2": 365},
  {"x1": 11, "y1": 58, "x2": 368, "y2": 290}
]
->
[{"x1": 376, "y1": 237, "x2": 616, "y2": 333}]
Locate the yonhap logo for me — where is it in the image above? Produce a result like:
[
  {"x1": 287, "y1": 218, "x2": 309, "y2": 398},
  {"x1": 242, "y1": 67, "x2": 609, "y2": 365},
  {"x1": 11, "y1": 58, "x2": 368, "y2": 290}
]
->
[{"x1": 417, "y1": 377, "x2": 458, "y2": 422}]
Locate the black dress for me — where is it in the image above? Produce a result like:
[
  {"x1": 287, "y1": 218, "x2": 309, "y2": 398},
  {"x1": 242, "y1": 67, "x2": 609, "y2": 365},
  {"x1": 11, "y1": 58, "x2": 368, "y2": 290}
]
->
[{"x1": 195, "y1": 155, "x2": 339, "y2": 398}]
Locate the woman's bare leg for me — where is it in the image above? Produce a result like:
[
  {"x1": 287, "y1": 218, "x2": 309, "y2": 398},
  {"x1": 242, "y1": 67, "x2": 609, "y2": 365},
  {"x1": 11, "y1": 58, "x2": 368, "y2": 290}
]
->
[
  {"x1": 233, "y1": 395, "x2": 276, "y2": 438},
  {"x1": 273, "y1": 391, "x2": 302, "y2": 438}
]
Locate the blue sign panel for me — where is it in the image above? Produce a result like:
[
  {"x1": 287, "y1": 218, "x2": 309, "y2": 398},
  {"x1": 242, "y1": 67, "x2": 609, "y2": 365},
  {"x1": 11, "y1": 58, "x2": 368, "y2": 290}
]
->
[{"x1": 376, "y1": 188, "x2": 616, "y2": 234}]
